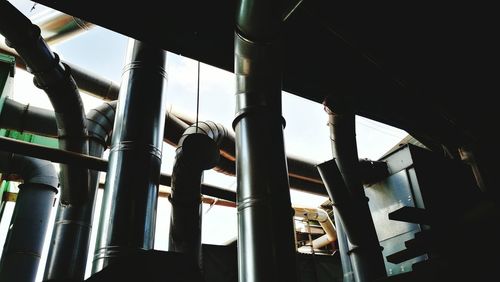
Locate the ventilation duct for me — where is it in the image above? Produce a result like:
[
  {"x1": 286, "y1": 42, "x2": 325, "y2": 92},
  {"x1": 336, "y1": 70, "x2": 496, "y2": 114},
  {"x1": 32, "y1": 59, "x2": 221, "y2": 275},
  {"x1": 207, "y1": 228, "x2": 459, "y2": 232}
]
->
[
  {"x1": 0, "y1": 152, "x2": 58, "y2": 282},
  {"x1": 92, "y1": 40, "x2": 168, "y2": 273},
  {"x1": 319, "y1": 101, "x2": 386, "y2": 282},
  {"x1": 0, "y1": 0, "x2": 89, "y2": 206},
  {"x1": 44, "y1": 101, "x2": 116, "y2": 281},
  {"x1": 234, "y1": 0, "x2": 298, "y2": 281},
  {"x1": 169, "y1": 121, "x2": 225, "y2": 271}
]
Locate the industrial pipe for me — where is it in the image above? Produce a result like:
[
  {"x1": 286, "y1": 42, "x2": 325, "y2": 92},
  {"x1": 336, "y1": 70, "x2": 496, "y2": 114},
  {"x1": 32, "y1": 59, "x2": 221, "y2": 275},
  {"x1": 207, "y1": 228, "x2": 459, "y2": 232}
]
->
[
  {"x1": 44, "y1": 101, "x2": 116, "y2": 281},
  {"x1": 0, "y1": 152, "x2": 58, "y2": 282},
  {"x1": 0, "y1": 135, "x2": 235, "y2": 202},
  {"x1": 0, "y1": 9, "x2": 93, "y2": 53},
  {"x1": 294, "y1": 207, "x2": 337, "y2": 249},
  {"x1": 92, "y1": 40, "x2": 168, "y2": 273},
  {"x1": 320, "y1": 101, "x2": 386, "y2": 282},
  {"x1": 0, "y1": 97, "x2": 57, "y2": 137},
  {"x1": 0, "y1": 0, "x2": 89, "y2": 205},
  {"x1": 234, "y1": 1, "x2": 298, "y2": 281},
  {"x1": 168, "y1": 121, "x2": 225, "y2": 271}
]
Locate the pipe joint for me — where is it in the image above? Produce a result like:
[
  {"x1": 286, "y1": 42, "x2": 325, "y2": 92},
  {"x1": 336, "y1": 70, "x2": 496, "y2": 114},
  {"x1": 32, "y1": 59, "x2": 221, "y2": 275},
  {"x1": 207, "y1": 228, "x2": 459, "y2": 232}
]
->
[{"x1": 232, "y1": 105, "x2": 286, "y2": 129}]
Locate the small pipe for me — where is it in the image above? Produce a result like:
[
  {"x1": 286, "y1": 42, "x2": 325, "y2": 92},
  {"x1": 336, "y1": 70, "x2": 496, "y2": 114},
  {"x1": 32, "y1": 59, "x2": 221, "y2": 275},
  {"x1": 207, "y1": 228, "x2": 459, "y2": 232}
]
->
[
  {"x1": 168, "y1": 121, "x2": 225, "y2": 271},
  {"x1": 0, "y1": 152, "x2": 58, "y2": 282},
  {"x1": 92, "y1": 40, "x2": 168, "y2": 273},
  {"x1": 295, "y1": 207, "x2": 337, "y2": 249}
]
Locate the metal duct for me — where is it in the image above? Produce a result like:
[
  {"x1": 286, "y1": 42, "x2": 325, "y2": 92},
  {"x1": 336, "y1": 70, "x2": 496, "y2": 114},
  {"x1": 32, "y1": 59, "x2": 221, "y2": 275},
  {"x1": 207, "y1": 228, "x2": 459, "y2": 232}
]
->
[
  {"x1": 44, "y1": 101, "x2": 116, "y2": 281},
  {"x1": 92, "y1": 40, "x2": 167, "y2": 273},
  {"x1": 234, "y1": 1, "x2": 298, "y2": 281},
  {"x1": 168, "y1": 121, "x2": 225, "y2": 271},
  {"x1": 0, "y1": 152, "x2": 58, "y2": 282},
  {"x1": 173, "y1": 109, "x2": 326, "y2": 195},
  {"x1": 0, "y1": 0, "x2": 89, "y2": 205},
  {"x1": 319, "y1": 103, "x2": 386, "y2": 282},
  {"x1": 0, "y1": 97, "x2": 57, "y2": 137}
]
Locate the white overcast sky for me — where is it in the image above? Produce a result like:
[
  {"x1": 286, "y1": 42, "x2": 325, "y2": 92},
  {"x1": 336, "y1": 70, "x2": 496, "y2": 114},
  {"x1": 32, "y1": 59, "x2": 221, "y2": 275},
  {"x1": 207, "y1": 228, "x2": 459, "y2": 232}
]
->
[{"x1": 1, "y1": 0, "x2": 408, "y2": 280}]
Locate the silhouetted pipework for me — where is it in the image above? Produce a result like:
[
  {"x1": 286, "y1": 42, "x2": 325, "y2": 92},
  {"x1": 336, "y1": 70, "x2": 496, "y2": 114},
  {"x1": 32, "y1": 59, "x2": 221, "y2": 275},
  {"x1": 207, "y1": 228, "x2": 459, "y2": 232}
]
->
[
  {"x1": 0, "y1": 152, "x2": 58, "y2": 282},
  {"x1": 169, "y1": 121, "x2": 225, "y2": 271},
  {"x1": 234, "y1": 0, "x2": 298, "y2": 281},
  {"x1": 44, "y1": 102, "x2": 116, "y2": 281},
  {"x1": 321, "y1": 102, "x2": 387, "y2": 282},
  {"x1": 92, "y1": 40, "x2": 168, "y2": 273}
]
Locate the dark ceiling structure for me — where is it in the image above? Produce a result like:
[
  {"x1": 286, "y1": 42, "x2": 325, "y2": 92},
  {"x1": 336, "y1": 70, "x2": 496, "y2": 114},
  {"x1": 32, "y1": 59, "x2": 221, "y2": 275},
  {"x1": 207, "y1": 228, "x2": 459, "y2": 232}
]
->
[{"x1": 34, "y1": 0, "x2": 498, "y2": 182}]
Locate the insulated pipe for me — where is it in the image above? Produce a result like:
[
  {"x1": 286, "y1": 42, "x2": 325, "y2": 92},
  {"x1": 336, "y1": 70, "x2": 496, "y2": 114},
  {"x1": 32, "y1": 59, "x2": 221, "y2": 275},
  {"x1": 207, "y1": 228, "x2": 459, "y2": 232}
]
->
[
  {"x1": 294, "y1": 207, "x2": 337, "y2": 249},
  {"x1": 0, "y1": 0, "x2": 89, "y2": 205},
  {"x1": 234, "y1": 1, "x2": 298, "y2": 281},
  {"x1": 44, "y1": 101, "x2": 116, "y2": 281},
  {"x1": 92, "y1": 40, "x2": 168, "y2": 273},
  {"x1": 168, "y1": 121, "x2": 225, "y2": 271},
  {"x1": 319, "y1": 102, "x2": 386, "y2": 281},
  {"x1": 0, "y1": 152, "x2": 58, "y2": 282}
]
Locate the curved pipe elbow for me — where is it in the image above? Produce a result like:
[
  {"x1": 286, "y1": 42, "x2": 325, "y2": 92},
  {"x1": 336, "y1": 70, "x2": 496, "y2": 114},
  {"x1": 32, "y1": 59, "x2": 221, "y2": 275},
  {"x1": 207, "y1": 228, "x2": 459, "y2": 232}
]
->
[{"x1": 0, "y1": 151, "x2": 58, "y2": 190}]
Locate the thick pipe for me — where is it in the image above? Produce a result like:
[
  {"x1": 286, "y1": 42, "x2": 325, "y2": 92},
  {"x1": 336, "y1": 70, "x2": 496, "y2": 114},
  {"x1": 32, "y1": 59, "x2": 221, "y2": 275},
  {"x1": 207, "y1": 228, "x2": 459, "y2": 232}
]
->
[
  {"x1": 92, "y1": 40, "x2": 167, "y2": 273},
  {"x1": 318, "y1": 105, "x2": 387, "y2": 282},
  {"x1": 44, "y1": 102, "x2": 116, "y2": 281},
  {"x1": 0, "y1": 0, "x2": 89, "y2": 205},
  {"x1": 0, "y1": 97, "x2": 57, "y2": 137},
  {"x1": 234, "y1": 1, "x2": 298, "y2": 281},
  {"x1": 0, "y1": 152, "x2": 58, "y2": 282},
  {"x1": 168, "y1": 121, "x2": 225, "y2": 271}
]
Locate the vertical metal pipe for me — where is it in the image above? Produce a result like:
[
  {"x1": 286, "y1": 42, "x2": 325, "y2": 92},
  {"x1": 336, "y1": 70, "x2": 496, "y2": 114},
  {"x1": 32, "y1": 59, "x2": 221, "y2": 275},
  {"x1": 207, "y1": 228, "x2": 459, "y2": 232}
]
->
[
  {"x1": 44, "y1": 102, "x2": 116, "y2": 281},
  {"x1": 0, "y1": 153, "x2": 58, "y2": 282},
  {"x1": 92, "y1": 40, "x2": 167, "y2": 273},
  {"x1": 321, "y1": 104, "x2": 387, "y2": 282},
  {"x1": 234, "y1": 1, "x2": 298, "y2": 281},
  {"x1": 334, "y1": 218, "x2": 355, "y2": 282},
  {"x1": 0, "y1": 184, "x2": 57, "y2": 282}
]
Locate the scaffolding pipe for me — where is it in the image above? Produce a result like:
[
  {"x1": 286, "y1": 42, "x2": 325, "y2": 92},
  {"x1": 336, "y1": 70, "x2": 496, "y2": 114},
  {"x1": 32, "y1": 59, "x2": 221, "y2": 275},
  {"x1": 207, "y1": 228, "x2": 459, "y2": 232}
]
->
[
  {"x1": 168, "y1": 121, "x2": 225, "y2": 271},
  {"x1": 0, "y1": 152, "x2": 58, "y2": 282},
  {"x1": 44, "y1": 101, "x2": 116, "y2": 281},
  {"x1": 319, "y1": 101, "x2": 386, "y2": 282},
  {"x1": 92, "y1": 40, "x2": 168, "y2": 273},
  {"x1": 0, "y1": 0, "x2": 89, "y2": 205},
  {"x1": 234, "y1": 0, "x2": 298, "y2": 281}
]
